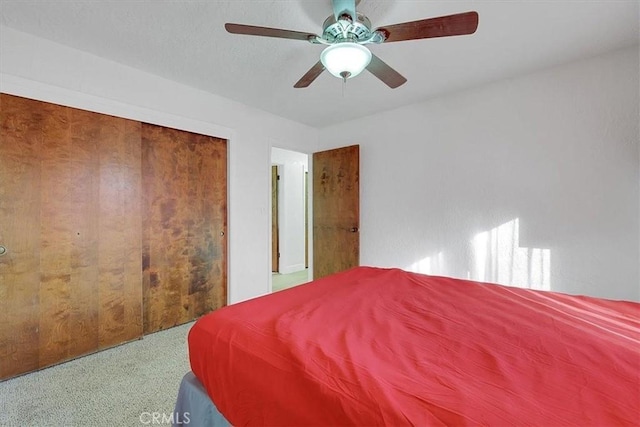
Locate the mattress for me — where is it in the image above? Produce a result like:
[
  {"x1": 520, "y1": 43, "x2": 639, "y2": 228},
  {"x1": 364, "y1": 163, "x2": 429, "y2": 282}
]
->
[{"x1": 188, "y1": 266, "x2": 640, "y2": 425}]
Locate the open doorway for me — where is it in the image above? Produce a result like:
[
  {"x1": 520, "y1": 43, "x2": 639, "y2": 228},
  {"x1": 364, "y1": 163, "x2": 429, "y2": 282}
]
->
[{"x1": 271, "y1": 147, "x2": 310, "y2": 292}]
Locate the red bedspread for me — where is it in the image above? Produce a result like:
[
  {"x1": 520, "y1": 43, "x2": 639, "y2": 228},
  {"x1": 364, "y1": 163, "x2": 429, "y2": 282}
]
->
[{"x1": 188, "y1": 267, "x2": 640, "y2": 426}]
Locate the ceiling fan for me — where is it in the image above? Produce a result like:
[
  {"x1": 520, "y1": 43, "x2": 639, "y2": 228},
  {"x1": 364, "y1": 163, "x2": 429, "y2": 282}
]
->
[{"x1": 225, "y1": 0, "x2": 478, "y2": 89}]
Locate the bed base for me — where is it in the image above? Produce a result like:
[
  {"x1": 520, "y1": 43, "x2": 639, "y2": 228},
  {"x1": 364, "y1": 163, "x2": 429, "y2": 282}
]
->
[{"x1": 173, "y1": 372, "x2": 230, "y2": 427}]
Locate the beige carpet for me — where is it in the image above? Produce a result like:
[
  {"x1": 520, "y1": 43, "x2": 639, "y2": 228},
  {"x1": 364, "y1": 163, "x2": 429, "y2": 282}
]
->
[{"x1": 0, "y1": 321, "x2": 193, "y2": 427}]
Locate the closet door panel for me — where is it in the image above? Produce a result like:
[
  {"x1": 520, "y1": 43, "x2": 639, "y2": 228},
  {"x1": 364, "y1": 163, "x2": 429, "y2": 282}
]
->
[
  {"x1": 142, "y1": 124, "x2": 227, "y2": 334},
  {"x1": 186, "y1": 135, "x2": 227, "y2": 319},
  {"x1": 0, "y1": 95, "x2": 44, "y2": 378},
  {"x1": 38, "y1": 104, "x2": 101, "y2": 367},
  {"x1": 142, "y1": 124, "x2": 191, "y2": 333},
  {"x1": 0, "y1": 94, "x2": 144, "y2": 379},
  {"x1": 97, "y1": 116, "x2": 143, "y2": 349}
]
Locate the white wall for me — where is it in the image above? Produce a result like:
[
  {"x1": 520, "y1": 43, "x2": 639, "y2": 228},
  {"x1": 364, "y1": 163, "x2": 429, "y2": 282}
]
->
[
  {"x1": 271, "y1": 148, "x2": 308, "y2": 275},
  {"x1": 318, "y1": 47, "x2": 639, "y2": 301},
  {"x1": 0, "y1": 26, "x2": 319, "y2": 304}
]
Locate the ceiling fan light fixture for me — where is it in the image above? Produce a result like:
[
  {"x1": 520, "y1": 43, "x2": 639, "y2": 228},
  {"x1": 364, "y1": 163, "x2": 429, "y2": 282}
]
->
[{"x1": 320, "y1": 42, "x2": 372, "y2": 80}]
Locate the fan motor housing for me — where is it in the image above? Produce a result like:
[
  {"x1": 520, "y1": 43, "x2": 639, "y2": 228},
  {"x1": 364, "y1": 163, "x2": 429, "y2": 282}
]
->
[{"x1": 322, "y1": 13, "x2": 373, "y2": 43}]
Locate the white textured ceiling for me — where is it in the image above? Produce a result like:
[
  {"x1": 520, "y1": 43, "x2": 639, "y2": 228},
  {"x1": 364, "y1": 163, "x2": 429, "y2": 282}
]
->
[{"x1": 1, "y1": 1, "x2": 638, "y2": 128}]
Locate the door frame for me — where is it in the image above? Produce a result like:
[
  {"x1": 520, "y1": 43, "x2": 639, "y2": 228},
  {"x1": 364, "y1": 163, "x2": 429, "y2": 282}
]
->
[
  {"x1": 268, "y1": 143, "x2": 314, "y2": 293},
  {"x1": 271, "y1": 165, "x2": 280, "y2": 273}
]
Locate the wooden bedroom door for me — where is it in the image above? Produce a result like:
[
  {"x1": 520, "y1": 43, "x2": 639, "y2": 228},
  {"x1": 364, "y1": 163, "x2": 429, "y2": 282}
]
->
[
  {"x1": 141, "y1": 124, "x2": 227, "y2": 334},
  {"x1": 0, "y1": 94, "x2": 143, "y2": 380},
  {"x1": 313, "y1": 145, "x2": 360, "y2": 279}
]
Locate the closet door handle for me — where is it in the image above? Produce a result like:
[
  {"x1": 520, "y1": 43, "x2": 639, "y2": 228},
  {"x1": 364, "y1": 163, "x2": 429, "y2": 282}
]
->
[
  {"x1": 350, "y1": 227, "x2": 359, "y2": 233},
  {"x1": 0, "y1": 245, "x2": 6, "y2": 256}
]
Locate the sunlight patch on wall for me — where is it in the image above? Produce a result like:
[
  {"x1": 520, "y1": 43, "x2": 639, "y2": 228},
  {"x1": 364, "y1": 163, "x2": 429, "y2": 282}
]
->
[
  {"x1": 471, "y1": 218, "x2": 551, "y2": 290},
  {"x1": 407, "y1": 251, "x2": 445, "y2": 275}
]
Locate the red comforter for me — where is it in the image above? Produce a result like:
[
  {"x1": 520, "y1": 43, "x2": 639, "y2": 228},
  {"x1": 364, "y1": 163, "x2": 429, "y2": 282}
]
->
[{"x1": 188, "y1": 267, "x2": 640, "y2": 426}]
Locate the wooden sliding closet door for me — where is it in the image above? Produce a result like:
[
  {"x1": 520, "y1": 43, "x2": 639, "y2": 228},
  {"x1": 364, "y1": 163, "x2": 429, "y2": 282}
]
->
[
  {"x1": 0, "y1": 94, "x2": 43, "y2": 377},
  {"x1": 93, "y1": 111, "x2": 143, "y2": 350},
  {"x1": 0, "y1": 94, "x2": 143, "y2": 379},
  {"x1": 142, "y1": 124, "x2": 227, "y2": 334},
  {"x1": 37, "y1": 100, "x2": 144, "y2": 367}
]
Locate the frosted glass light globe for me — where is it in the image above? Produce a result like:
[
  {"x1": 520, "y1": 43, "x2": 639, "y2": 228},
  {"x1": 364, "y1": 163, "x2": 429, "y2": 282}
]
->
[{"x1": 320, "y1": 42, "x2": 372, "y2": 80}]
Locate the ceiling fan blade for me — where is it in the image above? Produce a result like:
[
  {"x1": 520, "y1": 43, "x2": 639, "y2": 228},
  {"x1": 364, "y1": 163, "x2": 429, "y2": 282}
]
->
[
  {"x1": 332, "y1": 0, "x2": 357, "y2": 21},
  {"x1": 366, "y1": 54, "x2": 407, "y2": 89},
  {"x1": 225, "y1": 23, "x2": 318, "y2": 41},
  {"x1": 376, "y1": 11, "x2": 478, "y2": 43},
  {"x1": 294, "y1": 61, "x2": 326, "y2": 88}
]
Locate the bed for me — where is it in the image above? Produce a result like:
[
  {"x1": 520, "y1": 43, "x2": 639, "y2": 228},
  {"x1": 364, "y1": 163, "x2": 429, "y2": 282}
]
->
[{"x1": 175, "y1": 266, "x2": 639, "y2": 426}]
